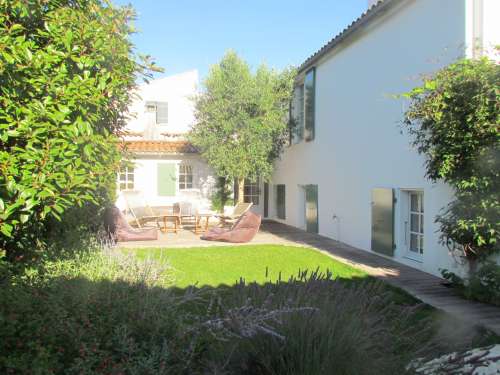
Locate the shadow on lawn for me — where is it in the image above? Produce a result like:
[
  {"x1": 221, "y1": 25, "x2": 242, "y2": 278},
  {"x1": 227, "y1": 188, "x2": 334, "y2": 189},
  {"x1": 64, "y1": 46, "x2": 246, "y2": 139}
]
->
[{"x1": 1, "y1": 264, "x2": 498, "y2": 375}]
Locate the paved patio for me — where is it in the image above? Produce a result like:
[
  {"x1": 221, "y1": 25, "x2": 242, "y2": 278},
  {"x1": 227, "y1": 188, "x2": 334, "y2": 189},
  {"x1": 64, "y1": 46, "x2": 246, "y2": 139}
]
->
[{"x1": 118, "y1": 220, "x2": 500, "y2": 335}]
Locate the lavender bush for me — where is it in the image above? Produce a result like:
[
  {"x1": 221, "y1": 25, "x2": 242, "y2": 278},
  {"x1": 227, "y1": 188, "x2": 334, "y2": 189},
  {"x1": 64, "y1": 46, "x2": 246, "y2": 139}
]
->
[{"x1": 0, "y1": 247, "x2": 495, "y2": 374}]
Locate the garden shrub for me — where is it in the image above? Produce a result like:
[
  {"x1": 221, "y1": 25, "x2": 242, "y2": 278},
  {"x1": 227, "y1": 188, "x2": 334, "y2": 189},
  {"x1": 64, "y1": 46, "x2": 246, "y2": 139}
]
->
[
  {"x1": 403, "y1": 57, "x2": 499, "y2": 264},
  {"x1": 2, "y1": 246, "x2": 494, "y2": 374},
  {"x1": 0, "y1": 0, "x2": 158, "y2": 262},
  {"x1": 210, "y1": 177, "x2": 232, "y2": 212},
  {"x1": 442, "y1": 261, "x2": 500, "y2": 306}
]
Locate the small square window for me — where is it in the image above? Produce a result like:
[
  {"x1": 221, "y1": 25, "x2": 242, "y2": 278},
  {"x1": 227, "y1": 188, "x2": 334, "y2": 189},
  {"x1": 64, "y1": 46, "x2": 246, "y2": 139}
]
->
[
  {"x1": 178, "y1": 165, "x2": 193, "y2": 190},
  {"x1": 118, "y1": 165, "x2": 134, "y2": 191},
  {"x1": 243, "y1": 178, "x2": 260, "y2": 205}
]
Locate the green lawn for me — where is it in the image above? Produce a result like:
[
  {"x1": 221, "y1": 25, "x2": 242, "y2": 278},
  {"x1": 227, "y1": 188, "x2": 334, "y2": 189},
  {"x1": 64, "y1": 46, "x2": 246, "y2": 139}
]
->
[{"x1": 131, "y1": 245, "x2": 367, "y2": 288}]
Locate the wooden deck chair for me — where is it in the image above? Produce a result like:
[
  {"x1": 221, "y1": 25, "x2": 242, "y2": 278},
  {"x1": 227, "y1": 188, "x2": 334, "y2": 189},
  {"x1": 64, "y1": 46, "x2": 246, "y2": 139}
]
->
[
  {"x1": 218, "y1": 202, "x2": 253, "y2": 226},
  {"x1": 122, "y1": 191, "x2": 160, "y2": 228}
]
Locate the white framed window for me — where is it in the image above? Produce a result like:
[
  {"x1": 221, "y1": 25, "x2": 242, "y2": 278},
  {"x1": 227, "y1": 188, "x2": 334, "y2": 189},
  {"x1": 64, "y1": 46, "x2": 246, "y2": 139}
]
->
[
  {"x1": 178, "y1": 165, "x2": 193, "y2": 190},
  {"x1": 400, "y1": 190, "x2": 424, "y2": 260},
  {"x1": 145, "y1": 101, "x2": 168, "y2": 124},
  {"x1": 118, "y1": 166, "x2": 134, "y2": 191},
  {"x1": 244, "y1": 178, "x2": 260, "y2": 205}
]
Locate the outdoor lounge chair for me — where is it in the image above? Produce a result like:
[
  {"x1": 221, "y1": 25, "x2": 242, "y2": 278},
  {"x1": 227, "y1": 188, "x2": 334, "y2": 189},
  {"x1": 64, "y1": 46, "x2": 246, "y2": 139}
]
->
[
  {"x1": 217, "y1": 202, "x2": 253, "y2": 226},
  {"x1": 105, "y1": 206, "x2": 158, "y2": 242},
  {"x1": 121, "y1": 190, "x2": 160, "y2": 228},
  {"x1": 201, "y1": 211, "x2": 261, "y2": 243}
]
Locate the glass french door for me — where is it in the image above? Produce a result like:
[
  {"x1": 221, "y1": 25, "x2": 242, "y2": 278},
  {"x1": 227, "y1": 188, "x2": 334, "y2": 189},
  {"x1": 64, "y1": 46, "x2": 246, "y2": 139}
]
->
[{"x1": 407, "y1": 191, "x2": 424, "y2": 260}]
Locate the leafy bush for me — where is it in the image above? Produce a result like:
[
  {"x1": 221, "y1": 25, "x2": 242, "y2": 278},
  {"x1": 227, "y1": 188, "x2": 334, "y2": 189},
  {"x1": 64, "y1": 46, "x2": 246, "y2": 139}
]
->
[
  {"x1": 0, "y1": 245, "x2": 452, "y2": 375},
  {"x1": 210, "y1": 176, "x2": 234, "y2": 212},
  {"x1": 403, "y1": 57, "x2": 499, "y2": 262},
  {"x1": 442, "y1": 261, "x2": 500, "y2": 306},
  {"x1": 0, "y1": 0, "x2": 157, "y2": 261}
]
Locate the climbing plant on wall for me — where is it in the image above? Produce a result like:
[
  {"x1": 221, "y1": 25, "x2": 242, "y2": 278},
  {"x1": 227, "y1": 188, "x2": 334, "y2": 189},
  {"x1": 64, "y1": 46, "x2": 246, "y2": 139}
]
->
[{"x1": 403, "y1": 56, "x2": 499, "y2": 266}]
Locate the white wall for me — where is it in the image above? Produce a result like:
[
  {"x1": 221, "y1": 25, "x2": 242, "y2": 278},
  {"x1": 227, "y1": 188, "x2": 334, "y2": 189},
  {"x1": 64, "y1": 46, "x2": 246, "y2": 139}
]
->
[
  {"x1": 270, "y1": 0, "x2": 470, "y2": 277},
  {"x1": 125, "y1": 70, "x2": 198, "y2": 136},
  {"x1": 482, "y1": 0, "x2": 500, "y2": 58},
  {"x1": 116, "y1": 154, "x2": 216, "y2": 210}
]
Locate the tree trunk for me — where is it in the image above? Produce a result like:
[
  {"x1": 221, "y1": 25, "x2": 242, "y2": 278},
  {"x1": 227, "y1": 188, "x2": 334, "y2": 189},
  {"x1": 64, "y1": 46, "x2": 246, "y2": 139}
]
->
[{"x1": 237, "y1": 177, "x2": 245, "y2": 204}]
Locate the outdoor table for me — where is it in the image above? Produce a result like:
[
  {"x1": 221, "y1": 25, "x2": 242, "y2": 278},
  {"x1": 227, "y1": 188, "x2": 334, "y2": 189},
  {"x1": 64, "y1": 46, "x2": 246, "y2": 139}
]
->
[
  {"x1": 194, "y1": 212, "x2": 214, "y2": 234},
  {"x1": 152, "y1": 205, "x2": 181, "y2": 234},
  {"x1": 160, "y1": 214, "x2": 181, "y2": 233}
]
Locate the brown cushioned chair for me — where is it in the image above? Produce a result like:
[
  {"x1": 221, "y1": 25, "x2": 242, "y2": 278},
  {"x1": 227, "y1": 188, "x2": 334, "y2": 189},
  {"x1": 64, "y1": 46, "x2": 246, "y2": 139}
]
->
[
  {"x1": 201, "y1": 211, "x2": 261, "y2": 243},
  {"x1": 105, "y1": 206, "x2": 158, "y2": 242}
]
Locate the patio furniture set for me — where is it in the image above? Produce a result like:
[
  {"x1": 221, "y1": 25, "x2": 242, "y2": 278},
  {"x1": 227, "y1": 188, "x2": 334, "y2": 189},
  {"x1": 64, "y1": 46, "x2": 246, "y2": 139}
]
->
[{"x1": 104, "y1": 190, "x2": 260, "y2": 243}]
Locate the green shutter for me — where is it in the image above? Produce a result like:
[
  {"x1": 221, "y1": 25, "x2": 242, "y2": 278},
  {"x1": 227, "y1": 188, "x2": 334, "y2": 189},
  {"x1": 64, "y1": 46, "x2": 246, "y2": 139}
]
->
[
  {"x1": 156, "y1": 102, "x2": 168, "y2": 124},
  {"x1": 157, "y1": 163, "x2": 176, "y2": 196},
  {"x1": 371, "y1": 188, "x2": 395, "y2": 256},
  {"x1": 305, "y1": 185, "x2": 318, "y2": 233},
  {"x1": 304, "y1": 68, "x2": 315, "y2": 142},
  {"x1": 276, "y1": 184, "x2": 286, "y2": 219}
]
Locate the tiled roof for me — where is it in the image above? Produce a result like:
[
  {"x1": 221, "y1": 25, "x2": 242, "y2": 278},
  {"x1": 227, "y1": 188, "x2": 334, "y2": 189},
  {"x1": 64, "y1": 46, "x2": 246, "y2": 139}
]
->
[
  {"x1": 299, "y1": 0, "x2": 399, "y2": 73},
  {"x1": 122, "y1": 140, "x2": 198, "y2": 154}
]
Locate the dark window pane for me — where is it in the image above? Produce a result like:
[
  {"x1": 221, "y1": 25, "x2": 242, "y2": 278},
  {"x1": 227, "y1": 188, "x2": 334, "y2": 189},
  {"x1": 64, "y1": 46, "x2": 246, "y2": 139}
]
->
[
  {"x1": 410, "y1": 234, "x2": 418, "y2": 253},
  {"x1": 410, "y1": 194, "x2": 418, "y2": 211},
  {"x1": 304, "y1": 68, "x2": 315, "y2": 141},
  {"x1": 410, "y1": 214, "x2": 419, "y2": 232}
]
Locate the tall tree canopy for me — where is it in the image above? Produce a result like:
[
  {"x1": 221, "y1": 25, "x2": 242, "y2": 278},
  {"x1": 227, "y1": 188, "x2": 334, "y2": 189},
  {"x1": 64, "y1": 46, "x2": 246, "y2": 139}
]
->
[
  {"x1": 0, "y1": 0, "x2": 158, "y2": 260},
  {"x1": 189, "y1": 51, "x2": 295, "y2": 201}
]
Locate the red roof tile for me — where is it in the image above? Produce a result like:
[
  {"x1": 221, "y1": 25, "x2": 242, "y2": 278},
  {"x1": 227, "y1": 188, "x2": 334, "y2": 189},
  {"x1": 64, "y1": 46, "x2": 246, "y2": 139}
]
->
[{"x1": 122, "y1": 140, "x2": 198, "y2": 154}]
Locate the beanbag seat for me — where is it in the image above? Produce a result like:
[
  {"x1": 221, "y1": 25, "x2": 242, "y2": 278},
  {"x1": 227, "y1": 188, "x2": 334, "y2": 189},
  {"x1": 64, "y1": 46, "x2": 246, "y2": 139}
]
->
[
  {"x1": 105, "y1": 206, "x2": 158, "y2": 242},
  {"x1": 201, "y1": 211, "x2": 261, "y2": 243}
]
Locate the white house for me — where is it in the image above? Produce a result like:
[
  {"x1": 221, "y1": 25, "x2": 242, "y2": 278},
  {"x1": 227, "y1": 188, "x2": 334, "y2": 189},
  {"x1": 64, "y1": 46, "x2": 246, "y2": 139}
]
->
[
  {"x1": 264, "y1": 0, "x2": 499, "y2": 277},
  {"x1": 116, "y1": 69, "x2": 278, "y2": 218},
  {"x1": 116, "y1": 70, "x2": 217, "y2": 211}
]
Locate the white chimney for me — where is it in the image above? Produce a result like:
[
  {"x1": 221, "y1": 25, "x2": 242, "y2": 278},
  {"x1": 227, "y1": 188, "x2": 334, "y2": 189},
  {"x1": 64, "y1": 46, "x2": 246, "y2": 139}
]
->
[{"x1": 368, "y1": 0, "x2": 380, "y2": 9}]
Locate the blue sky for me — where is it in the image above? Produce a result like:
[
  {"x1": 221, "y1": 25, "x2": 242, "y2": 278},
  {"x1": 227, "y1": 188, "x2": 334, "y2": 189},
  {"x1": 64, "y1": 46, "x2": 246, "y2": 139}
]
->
[{"x1": 114, "y1": 0, "x2": 369, "y2": 80}]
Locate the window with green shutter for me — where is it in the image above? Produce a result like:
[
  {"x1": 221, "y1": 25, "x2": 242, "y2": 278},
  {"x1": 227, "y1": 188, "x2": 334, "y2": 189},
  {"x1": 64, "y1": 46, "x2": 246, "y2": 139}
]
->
[
  {"x1": 305, "y1": 184, "x2": 318, "y2": 233},
  {"x1": 290, "y1": 85, "x2": 304, "y2": 144},
  {"x1": 276, "y1": 184, "x2": 286, "y2": 219},
  {"x1": 371, "y1": 188, "x2": 395, "y2": 256},
  {"x1": 145, "y1": 101, "x2": 168, "y2": 125},
  {"x1": 156, "y1": 102, "x2": 168, "y2": 124},
  {"x1": 157, "y1": 163, "x2": 176, "y2": 196},
  {"x1": 304, "y1": 68, "x2": 315, "y2": 142}
]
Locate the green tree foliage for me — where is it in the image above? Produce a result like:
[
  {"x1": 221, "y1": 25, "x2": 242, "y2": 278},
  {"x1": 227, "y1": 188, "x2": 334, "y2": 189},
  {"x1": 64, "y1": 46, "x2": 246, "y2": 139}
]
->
[
  {"x1": 189, "y1": 51, "x2": 295, "y2": 200},
  {"x1": 0, "y1": 0, "x2": 157, "y2": 260},
  {"x1": 403, "y1": 57, "x2": 499, "y2": 261}
]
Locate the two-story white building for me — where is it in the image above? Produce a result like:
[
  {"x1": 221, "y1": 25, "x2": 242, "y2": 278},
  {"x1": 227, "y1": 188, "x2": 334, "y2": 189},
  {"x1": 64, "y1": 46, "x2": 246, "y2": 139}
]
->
[
  {"x1": 263, "y1": 0, "x2": 499, "y2": 277},
  {"x1": 116, "y1": 70, "x2": 217, "y2": 211}
]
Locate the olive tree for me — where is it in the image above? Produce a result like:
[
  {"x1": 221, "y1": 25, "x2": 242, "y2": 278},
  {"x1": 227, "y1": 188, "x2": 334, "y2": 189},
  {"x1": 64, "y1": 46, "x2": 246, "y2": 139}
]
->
[{"x1": 189, "y1": 51, "x2": 295, "y2": 204}]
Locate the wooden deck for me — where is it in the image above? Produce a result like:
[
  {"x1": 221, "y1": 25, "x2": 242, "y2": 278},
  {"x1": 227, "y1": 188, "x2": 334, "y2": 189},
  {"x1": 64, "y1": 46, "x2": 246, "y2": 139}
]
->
[{"x1": 261, "y1": 221, "x2": 500, "y2": 335}]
